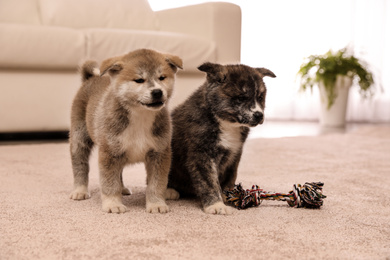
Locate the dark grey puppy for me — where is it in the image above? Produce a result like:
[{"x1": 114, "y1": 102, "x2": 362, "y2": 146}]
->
[{"x1": 166, "y1": 62, "x2": 276, "y2": 214}]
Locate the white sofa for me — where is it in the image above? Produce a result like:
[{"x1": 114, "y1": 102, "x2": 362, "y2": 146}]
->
[{"x1": 0, "y1": 0, "x2": 241, "y2": 132}]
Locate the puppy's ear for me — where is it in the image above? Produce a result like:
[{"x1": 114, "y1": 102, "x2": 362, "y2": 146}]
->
[
  {"x1": 198, "y1": 62, "x2": 227, "y2": 83},
  {"x1": 256, "y1": 68, "x2": 276, "y2": 78},
  {"x1": 100, "y1": 57, "x2": 124, "y2": 77},
  {"x1": 166, "y1": 54, "x2": 183, "y2": 72}
]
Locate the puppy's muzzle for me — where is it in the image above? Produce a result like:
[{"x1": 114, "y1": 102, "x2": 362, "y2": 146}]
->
[
  {"x1": 152, "y1": 89, "x2": 163, "y2": 100},
  {"x1": 144, "y1": 89, "x2": 165, "y2": 109},
  {"x1": 251, "y1": 111, "x2": 264, "y2": 126}
]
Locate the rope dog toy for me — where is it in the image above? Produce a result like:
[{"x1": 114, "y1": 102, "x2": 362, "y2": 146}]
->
[{"x1": 224, "y1": 182, "x2": 326, "y2": 209}]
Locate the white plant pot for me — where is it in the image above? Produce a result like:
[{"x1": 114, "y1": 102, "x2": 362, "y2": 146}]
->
[{"x1": 319, "y1": 75, "x2": 353, "y2": 127}]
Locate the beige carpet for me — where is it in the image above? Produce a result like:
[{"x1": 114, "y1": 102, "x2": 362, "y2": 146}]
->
[{"x1": 1, "y1": 125, "x2": 389, "y2": 260}]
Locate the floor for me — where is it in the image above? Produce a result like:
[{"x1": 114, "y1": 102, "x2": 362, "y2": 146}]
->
[
  {"x1": 248, "y1": 120, "x2": 373, "y2": 139},
  {"x1": 1, "y1": 121, "x2": 386, "y2": 145}
]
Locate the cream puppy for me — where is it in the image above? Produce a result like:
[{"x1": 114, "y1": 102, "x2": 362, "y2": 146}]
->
[{"x1": 69, "y1": 49, "x2": 182, "y2": 213}]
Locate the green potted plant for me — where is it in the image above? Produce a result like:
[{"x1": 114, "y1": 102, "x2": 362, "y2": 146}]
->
[{"x1": 297, "y1": 48, "x2": 375, "y2": 127}]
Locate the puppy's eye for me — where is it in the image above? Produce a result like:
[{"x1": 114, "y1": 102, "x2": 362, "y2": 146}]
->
[
  {"x1": 259, "y1": 92, "x2": 265, "y2": 100},
  {"x1": 237, "y1": 95, "x2": 248, "y2": 102},
  {"x1": 159, "y1": 76, "x2": 166, "y2": 81},
  {"x1": 134, "y1": 78, "x2": 145, "y2": 84}
]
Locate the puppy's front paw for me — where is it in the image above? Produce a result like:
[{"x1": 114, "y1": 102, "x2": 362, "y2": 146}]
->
[
  {"x1": 69, "y1": 186, "x2": 90, "y2": 200},
  {"x1": 165, "y1": 188, "x2": 180, "y2": 200},
  {"x1": 204, "y1": 201, "x2": 233, "y2": 215},
  {"x1": 146, "y1": 202, "x2": 169, "y2": 214},
  {"x1": 102, "y1": 196, "x2": 127, "y2": 214},
  {"x1": 102, "y1": 202, "x2": 127, "y2": 214}
]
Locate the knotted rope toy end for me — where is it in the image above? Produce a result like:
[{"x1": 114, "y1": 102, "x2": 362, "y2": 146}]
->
[{"x1": 224, "y1": 182, "x2": 326, "y2": 209}]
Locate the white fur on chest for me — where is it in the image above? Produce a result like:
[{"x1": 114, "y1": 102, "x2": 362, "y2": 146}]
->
[
  {"x1": 218, "y1": 120, "x2": 243, "y2": 154},
  {"x1": 118, "y1": 109, "x2": 157, "y2": 163}
]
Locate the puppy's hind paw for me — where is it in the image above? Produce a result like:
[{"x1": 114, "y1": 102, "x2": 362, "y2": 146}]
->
[
  {"x1": 69, "y1": 186, "x2": 90, "y2": 200},
  {"x1": 204, "y1": 202, "x2": 233, "y2": 215},
  {"x1": 146, "y1": 202, "x2": 170, "y2": 214},
  {"x1": 165, "y1": 188, "x2": 180, "y2": 200},
  {"x1": 122, "y1": 186, "x2": 132, "y2": 196}
]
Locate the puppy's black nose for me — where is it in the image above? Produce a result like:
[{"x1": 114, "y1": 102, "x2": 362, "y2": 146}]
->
[
  {"x1": 151, "y1": 89, "x2": 163, "y2": 100},
  {"x1": 253, "y1": 111, "x2": 263, "y2": 124}
]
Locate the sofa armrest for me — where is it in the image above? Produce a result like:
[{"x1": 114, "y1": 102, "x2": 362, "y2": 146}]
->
[{"x1": 155, "y1": 2, "x2": 241, "y2": 64}]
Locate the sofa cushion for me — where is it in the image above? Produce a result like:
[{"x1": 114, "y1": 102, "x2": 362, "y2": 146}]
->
[
  {"x1": 86, "y1": 29, "x2": 217, "y2": 72},
  {"x1": 39, "y1": 0, "x2": 159, "y2": 30},
  {"x1": 0, "y1": 0, "x2": 41, "y2": 25},
  {"x1": 0, "y1": 24, "x2": 85, "y2": 70}
]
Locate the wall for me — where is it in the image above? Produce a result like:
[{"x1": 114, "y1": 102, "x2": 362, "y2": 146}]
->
[{"x1": 149, "y1": 0, "x2": 390, "y2": 122}]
